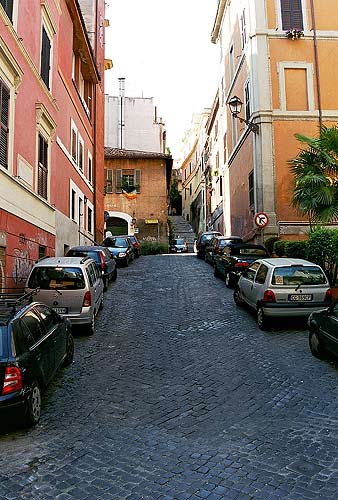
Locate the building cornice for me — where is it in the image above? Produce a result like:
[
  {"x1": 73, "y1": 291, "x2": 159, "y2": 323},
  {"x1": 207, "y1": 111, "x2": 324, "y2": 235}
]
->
[{"x1": 211, "y1": 0, "x2": 227, "y2": 44}]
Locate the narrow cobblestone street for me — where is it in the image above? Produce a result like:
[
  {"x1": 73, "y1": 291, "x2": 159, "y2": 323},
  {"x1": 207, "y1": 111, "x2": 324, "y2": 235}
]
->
[{"x1": 2, "y1": 254, "x2": 338, "y2": 500}]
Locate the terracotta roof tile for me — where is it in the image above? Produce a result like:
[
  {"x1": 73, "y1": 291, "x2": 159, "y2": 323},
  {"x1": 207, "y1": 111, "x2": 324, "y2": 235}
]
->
[{"x1": 105, "y1": 147, "x2": 172, "y2": 160}]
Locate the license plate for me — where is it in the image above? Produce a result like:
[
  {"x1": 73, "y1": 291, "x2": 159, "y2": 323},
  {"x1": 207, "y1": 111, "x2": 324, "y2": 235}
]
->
[
  {"x1": 177, "y1": 250, "x2": 182, "y2": 253},
  {"x1": 53, "y1": 307, "x2": 68, "y2": 314},
  {"x1": 288, "y1": 294, "x2": 313, "y2": 302}
]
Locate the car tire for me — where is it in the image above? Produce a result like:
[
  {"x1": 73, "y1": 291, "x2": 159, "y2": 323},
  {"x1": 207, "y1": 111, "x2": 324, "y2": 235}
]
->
[
  {"x1": 24, "y1": 381, "x2": 42, "y2": 426},
  {"x1": 103, "y1": 277, "x2": 108, "y2": 292},
  {"x1": 214, "y1": 264, "x2": 220, "y2": 278},
  {"x1": 309, "y1": 329, "x2": 327, "y2": 359},
  {"x1": 99, "y1": 294, "x2": 104, "y2": 311},
  {"x1": 111, "y1": 268, "x2": 117, "y2": 282},
  {"x1": 63, "y1": 334, "x2": 74, "y2": 367},
  {"x1": 87, "y1": 313, "x2": 95, "y2": 335},
  {"x1": 225, "y1": 272, "x2": 234, "y2": 289},
  {"x1": 233, "y1": 287, "x2": 244, "y2": 307},
  {"x1": 257, "y1": 305, "x2": 269, "y2": 330}
]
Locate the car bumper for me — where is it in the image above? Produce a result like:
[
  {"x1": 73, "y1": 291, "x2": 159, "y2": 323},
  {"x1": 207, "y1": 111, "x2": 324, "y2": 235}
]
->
[
  {"x1": 63, "y1": 309, "x2": 92, "y2": 325},
  {"x1": 263, "y1": 302, "x2": 330, "y2": 318},
  {"x1": 0, "y1": 391, "x2": 26, "y2": 416}
]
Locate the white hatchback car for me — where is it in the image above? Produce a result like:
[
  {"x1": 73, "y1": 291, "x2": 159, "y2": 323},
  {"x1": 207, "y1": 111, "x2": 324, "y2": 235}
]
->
[{"x1": 233, "y1": 258, "x2": 332, "y2": 329}]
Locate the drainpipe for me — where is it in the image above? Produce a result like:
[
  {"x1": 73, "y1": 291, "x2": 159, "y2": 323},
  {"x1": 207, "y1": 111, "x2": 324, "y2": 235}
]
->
[{"x1": 309, "y1": 0, "x2": 322, "y2": 127}]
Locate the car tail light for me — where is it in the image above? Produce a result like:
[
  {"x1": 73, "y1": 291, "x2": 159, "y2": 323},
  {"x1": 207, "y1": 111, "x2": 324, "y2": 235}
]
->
[
  {"x1": 263, "y1": 290, "x2": 276, "y2": 302},
  {"x1": 234, "y1": 261, "x2": 250, "y2": 268},
  {"x1": 99, "y1": 252, "x2": 106, "y2": 272},
  {"x1": 83, "y1": 291, "x2": 91, "y2": 307},
  {"x1": 2, "y1": 366, "x2": 23, "y2": 395},
  {"x1": 325, "y1": 288, "x2": 333, "y2": 302}
]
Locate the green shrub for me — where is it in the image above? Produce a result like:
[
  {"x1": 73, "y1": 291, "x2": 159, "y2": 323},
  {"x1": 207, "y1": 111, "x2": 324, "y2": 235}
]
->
[
  {"x1": 307, "y1": 227, "x2": 338, "y2": 285},
  {"x1": 167, "y1": 218, "x2": 175, "y2": 245},
  {"x1": 284, "y1": 240, "x2": 308, "y2": 259},
  {"x1": 274, "y1": 240, "x2": 285, "y2": 257},
  {"x1": 140, "y1": 242, "x2": 169, "y2": 255},
  {"x1": 264, "y1": 236, "x2": 279, "y2": 255}
]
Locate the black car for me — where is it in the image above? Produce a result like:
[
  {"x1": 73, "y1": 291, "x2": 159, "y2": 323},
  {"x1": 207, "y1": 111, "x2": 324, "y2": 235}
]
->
[
  {"x1": 117, "y1": 235, "x2": 141, "y2": 258},
  {"x1": 204, "y1": 236, "x2": 243, "y2": 265},
  {"x1": 101, "y1": 236, "x2": 134, "y2": 267},
  {"x1": 0, "y1": 292, "x2": 74, "y2": 427},
  {"x1": 213, "y1": 243, "x2": 269, "y2": 288},
  {"x1": 196, "y1": 231, "x2": 222, "y2": 259},
  {"x1": 308, "y1": 299, "x2": 338, "y2": 360},
  {"x1": 66, "y1": 245, "x2": 117, "y2": 290}
]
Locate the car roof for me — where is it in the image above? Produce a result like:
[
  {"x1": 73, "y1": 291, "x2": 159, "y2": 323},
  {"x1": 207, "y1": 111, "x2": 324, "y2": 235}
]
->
[
  {"x1": 32, "y1": 256, "x2": 92, "y2": 267},
  {"x1": 231, "y1": 243, "x2": 267, "y2": 250},
  {"x1": 68, "y1": 246, "x2": 105, "y2": 251},
  {"x1": 256, "y1": 257, "x2": 320, "y2": 267}
]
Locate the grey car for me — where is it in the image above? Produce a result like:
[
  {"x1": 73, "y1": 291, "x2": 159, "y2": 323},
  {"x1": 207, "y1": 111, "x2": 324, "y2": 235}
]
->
[
  {"x1": 233, "y1": 258, "x2": 332, "y2": 330},
  {"x1": 25, "y1": 256, "x2": 104, "y2": 335}
]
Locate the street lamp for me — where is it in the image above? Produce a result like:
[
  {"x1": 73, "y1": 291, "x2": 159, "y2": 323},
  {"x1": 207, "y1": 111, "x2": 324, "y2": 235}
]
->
[{"x1": 227, "y1": 95, "x2": 259, "y2": 134}]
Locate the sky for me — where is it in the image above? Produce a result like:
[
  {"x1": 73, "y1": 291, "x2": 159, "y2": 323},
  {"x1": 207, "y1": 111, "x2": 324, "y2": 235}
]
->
[{"x1": 104, "y1": 0, "x2": 220, "y2": 160}]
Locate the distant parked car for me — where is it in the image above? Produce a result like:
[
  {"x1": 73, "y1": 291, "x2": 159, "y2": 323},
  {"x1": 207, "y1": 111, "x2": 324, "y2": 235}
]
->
[
  {"x1": 196, "y1": 231, "x2": 222, "y2": 259},
  {"x1": 170, "y1": 238, "x2": 188, "y2": 253},
  {"x1": 0, "y1": 292, "x2": 74, "y2": 426},
  {"x1": 101, "y1": 236, "x2": 134, "y2": 267},
  {"x1": 308, "y1": 299, "x2": 338, "y2": 360},
  {"x1": 205, "y1": 236, "x2": 243, "y2": 265},
  {"x1": 214, "y1": 243, "x2": 269, "y2": 288},
  {"x1": 25, "y1": 256, "x2": 104, "y2": 335},
  {"x1": 116, "y1": 234, "x2": 141, "y2": 258},
  {"x1": 66, "y1": 246, "x2": 117, "y2": 290},
  {"x1": 234, "y1": 258, "x2": 332, "y2": 330}
]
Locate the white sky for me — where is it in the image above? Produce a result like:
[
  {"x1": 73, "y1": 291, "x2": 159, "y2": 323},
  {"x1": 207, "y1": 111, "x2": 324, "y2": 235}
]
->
[{"x1": 104, "y1": 0, "x2": 220, "y2": 159}]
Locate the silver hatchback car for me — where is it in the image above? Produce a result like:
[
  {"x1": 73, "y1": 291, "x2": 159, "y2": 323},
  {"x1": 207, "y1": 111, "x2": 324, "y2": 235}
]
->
[
  {"x1": 25, "y1": 256, "x2": 104, "y2": 335},
  {"x1": 233, "y1": 258, "x2": 332, "y2": 330}
]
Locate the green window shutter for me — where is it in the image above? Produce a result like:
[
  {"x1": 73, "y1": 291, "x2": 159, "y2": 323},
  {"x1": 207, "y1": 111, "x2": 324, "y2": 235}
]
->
[
  {"x1": 105, "y1": 169, "x2": 113, "y2": 193},
  {"x1": 40, "y1": 27, "x2": 51, "y2": 89},
  {"x1": 0, "y1": 81, "x2": 9, "y2": 169},
  {"x1": 135, "y1": 169, "x2": 141, "y2": 193},
  {"x1": 116, "y1": 169, "x2": 122, "y2": 193}
]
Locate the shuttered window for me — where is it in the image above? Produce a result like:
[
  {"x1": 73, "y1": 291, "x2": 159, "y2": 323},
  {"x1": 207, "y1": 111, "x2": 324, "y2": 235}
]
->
[
  {"x1": 281, "y1": 0, "x2": 303, "y2": 30},
  {"x1": 0, "y1": 80, "x2": 9, "y2": 169},
  {"x1": 40, "y1": 26, "x2": 51, "y2": 89},
  {"x1": 116, "y1": 169, "x2": 122, "y2": 193},
  {"x1": 105, "y1": 169, "x2": 113, "y2": 193},
  {"x1": 244, "y1": 81, "x2": 251, "y2": 122},
  {"x1": 38, "y1": 134, "x2": 48, "y2": 199},
  {"x1": 0, "y1": 0, "x2": 13, "y2": 21},
  {"x1": 135, "y1": 169, "x2": 141, "y2": 193},
  {"x1": 249, "y1": 170, "x2": 254, "y2": 207},
  {"x1": 115, "y1": 169, "x2": 141, "y2": 194}
]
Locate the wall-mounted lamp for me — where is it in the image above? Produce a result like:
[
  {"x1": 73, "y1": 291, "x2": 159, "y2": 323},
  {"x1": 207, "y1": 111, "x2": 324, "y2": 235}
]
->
[{"x1": 227, "y1": 96, "x2": 259, "y2": 134}]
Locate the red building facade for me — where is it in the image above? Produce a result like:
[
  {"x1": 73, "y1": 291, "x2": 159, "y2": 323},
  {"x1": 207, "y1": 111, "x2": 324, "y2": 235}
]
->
[{"x1": 0, "y1": 0, "x2": 105, "y2": 291}]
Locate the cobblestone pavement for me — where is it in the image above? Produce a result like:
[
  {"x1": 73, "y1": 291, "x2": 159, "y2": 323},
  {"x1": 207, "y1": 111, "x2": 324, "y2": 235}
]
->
[{"x1": 2, "y1": 254, "x2": 338, "y2": 500}]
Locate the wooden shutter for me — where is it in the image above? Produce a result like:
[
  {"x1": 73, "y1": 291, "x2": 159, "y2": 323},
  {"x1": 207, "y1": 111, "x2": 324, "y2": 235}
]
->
[
  {"x1": 105, "y1": 169, "x2": 113, "y2": 193},
  {"x1": 40, "y1": 27, "x2": 51, "y2": 89},
  {"x1": 38, "y1": 134, "x2": 48, "y2": 199},
  {"x1": 281, "y1": 0, "x2": 303, "y2": 30},
  {"x1": 135, "y1": 169, "x2": 141, "y2": 193},
  {"x1": 116, "y1": 169, "x2": 122, "y2": 193},
  {"x1": 1, "y1": 0, "x2": 13, "y2": 21},
  {"x1": 0, "y1": 81, "x2": 9, "y2": 169}
]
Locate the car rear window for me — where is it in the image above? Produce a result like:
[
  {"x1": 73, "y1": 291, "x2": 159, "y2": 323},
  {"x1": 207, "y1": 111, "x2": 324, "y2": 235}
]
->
[
  {"x1": 271, "y1": 266, "x2": 327, "y2": 286},
  {"x1": 174, "y1": 239, "x2": 185, "y2": 245},
  {"x1": 232, "y1": 247, "x2": 267, "y2": 256},
  {"x1": 67, "y1": 250, "x2": 100, "y2": 264},
  {"x1": 201, "y1": 234, "x2": 215, "y2": 242},
  {"x1": 28, "y1": 266, "x2": 85, "y2": 290}
]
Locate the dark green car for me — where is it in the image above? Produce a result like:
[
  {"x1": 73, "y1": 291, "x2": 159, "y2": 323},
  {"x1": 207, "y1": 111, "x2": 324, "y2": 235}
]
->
[{"x1": 308, "y1": 300, "x2": 338, "y2": 359}]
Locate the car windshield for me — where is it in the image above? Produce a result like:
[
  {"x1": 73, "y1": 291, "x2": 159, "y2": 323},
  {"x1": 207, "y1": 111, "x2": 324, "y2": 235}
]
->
[
  {"x1": 202, "y1": 234, "x2": 216, "y2": 242},
  {"x1": 103, "y1": 237, "x2": 127, "y2": 248},
  {"x1": 174, "y1": 239, "x2": 185, "y2": 245},
  {"x1": 28, "y1": 267, "x2": 85, "y2": 290},
  {"x1": 67, "y1": 250, "x2": 100, "y2": 263},
  {"x1": 232, "y1": 247, "x2": 267, "y2": 256},
  {"x1": 271, "y1": 266, "x2": 327, "y2": 286}
]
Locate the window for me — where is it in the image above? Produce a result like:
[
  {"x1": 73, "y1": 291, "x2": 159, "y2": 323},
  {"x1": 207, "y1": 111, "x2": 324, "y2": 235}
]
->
[
  {"x1": 219, "y1": 176, "x2": 223, "y2": 197},
  {"x1": 255, "y1": 265, "x2": 268, "y2": 285},
  {"x1": 88, "y1": 152, "x2": 92, "y2": 184},
  {"x1": 0, "y1": 0, "x2": 13, "y2": 22},
  {"x1": 40, "y1": 26, "x2": 51, "y2": 89},
  {"x1": 249, "y1": 171, "x2": 254, "y2": 207},
  {"x1": 35, "y1": 305, "x2": 60, "y2": 333},
  {"x1": 21, "y1": 310, "x2": 45, "y2": 344},
  {"x1": 116, "y1": 169, "x2": 141, "y2": 194},
  {"x1": 78, "y1": 198, "x2": 83, "y2": 227},
  {"x1": 244, "y1": 81, "x2": 251, "y2": 122},
  {"x1": 0, "y1": 79, "x2": 9, "y2": 169},
  {"x1": 189, "y1": 184, "x2": 192, "y2": 196},
  {"x1": 38, "y1": 134, "x2": 48, "y2": 199},
  {"x1": 38, "y1": 245, "x2": 46, "y2": 259},
  {"x1": 78, "y1": 136, "x2": 84, "y2": 172},
  {"x1": 281, "y1": 0, "x2": 303, "y2": 30},
  {"x1": 71, "y1": 189, "x2": 76, "y2": 220},
  {"x1": 105, "y1": 169, "x2": 113, "y2": 193},
  {"x1": 240, "y1": 9, "x2": 247, "y2": 48},
  {"x1": 88, "y1": 207, "x2": 92, "y2": 233},
  {"x1": 71, "y1": 124, "x2": 77, "y2": 163},
  {"x1": 229, "y1": 45, "x2": 235, "y2": 83}
]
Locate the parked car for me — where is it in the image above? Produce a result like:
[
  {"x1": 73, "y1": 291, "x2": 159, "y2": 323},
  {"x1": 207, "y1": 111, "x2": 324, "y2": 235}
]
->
[
  {"x1": 116, "y1": 234, "x2": 141, "y2": 258},
  {"x1": 196, "y1": 231, "x2": 222, "y2": 259},
  {"x1": 65, "y1": 246, "x2": 117, "y2": 290},
  {"x1": 170, "y1": 238, "x2": 188, "y2": 253},
  {"x1": 205, "y1": 236, "x2": 243, "y2": 265},
  {"x1": 0, "y1": 292, "x2": 74, "y2": 426},
  {"x1": 25, "y1": 256, "x2": 104, "y2": 335},
  {"x1": 214, "y1": 243, "x2": 269, "y2": 288},
  {"x1": 233, "y1": 258, "x2": 332, "y2": 330},
  {"x1": 308, "y1": 299, "x2": 338, "y2": 360},
  {"x1": 101, "y1": 236, "x2": 134, "y2": 266}
]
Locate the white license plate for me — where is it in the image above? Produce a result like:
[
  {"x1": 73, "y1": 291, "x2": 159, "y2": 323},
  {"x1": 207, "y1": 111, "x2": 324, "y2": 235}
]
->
[
  {"x1": 53, "y1": 307, "x2": 68, "y2": 314},
  {"x1": 177, "y1": 250, "x2": 182, "y2": 253},
  {"x1": 288, "y1": 294, "x2": 313, "y2": 302}
]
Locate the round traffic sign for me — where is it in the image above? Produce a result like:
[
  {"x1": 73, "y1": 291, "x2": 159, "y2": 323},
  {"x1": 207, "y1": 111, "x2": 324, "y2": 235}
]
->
[{"x1": 254, "y1": 212, "x2": 269, "y2": 228}]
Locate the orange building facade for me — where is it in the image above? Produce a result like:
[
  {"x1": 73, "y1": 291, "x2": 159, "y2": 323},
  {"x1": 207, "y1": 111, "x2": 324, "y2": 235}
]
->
[{"x1": 212, "y1": 0, "x2": 338, "y2": 243}]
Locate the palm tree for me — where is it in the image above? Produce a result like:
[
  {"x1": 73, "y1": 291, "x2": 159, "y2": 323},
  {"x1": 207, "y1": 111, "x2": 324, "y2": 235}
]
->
[{"x1": 290, "y1": 125, "x2": 338, "y2": 225}]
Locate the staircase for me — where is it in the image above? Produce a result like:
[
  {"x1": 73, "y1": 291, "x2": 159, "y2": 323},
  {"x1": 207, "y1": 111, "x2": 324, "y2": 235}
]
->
[{"x1": 170, "y1": 215, "x2": 196, "y2": 253}]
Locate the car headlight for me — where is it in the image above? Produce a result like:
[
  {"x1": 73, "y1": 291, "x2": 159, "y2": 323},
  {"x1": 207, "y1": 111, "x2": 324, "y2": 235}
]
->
[{"x1": 118, "y1": 252, "x2": 127, "y2": 257}]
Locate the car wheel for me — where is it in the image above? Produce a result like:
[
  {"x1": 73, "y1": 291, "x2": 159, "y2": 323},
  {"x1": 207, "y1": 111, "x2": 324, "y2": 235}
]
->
[
  {"x1": 225, "y1": 272, "x2": 234, "y2": 289},
  {"x1": 214, "y1": 264, "x2": 220, "y2": 278},
  {"x1": 87, "y1": 313, "x2": 95, "y2": 335},
  {"x1": 103, "y1": 276, "x2": 108, "y2": 292},
  {"x1": 63, "y1": 334, "x2": 74, "y2": 367},
  {"x1": 99, "y1": 293, "x2": 104, "y2": 311},
  {"x1": 25, "y1": 381, "x2": 42, "y2": 426},
  {"x1": 111, "y1": 268, "x2": 117, "y2": 282},
  {"x1": 309, "y1": 329, "x2": 327, "y2": 359},
  {"x1": 257, "y1": 306, "x2": 269, "y2": 330},
  {"x1": 233, "y1": 287, "x2": 244, "y2": 307}
]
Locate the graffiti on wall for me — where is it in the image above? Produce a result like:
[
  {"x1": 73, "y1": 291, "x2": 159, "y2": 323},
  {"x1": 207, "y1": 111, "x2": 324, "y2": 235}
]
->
[{"x1": 12, "y1": 248, "x2": 32, "y2": 284}]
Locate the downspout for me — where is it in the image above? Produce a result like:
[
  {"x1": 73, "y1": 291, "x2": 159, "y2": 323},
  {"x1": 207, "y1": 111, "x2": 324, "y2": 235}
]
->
[
  {"x1": 93, "y1": 0, "x2": 99, "y2": 243},
  {"x1": 309, "y1": 0, "x2": 322, "y2": 127}
]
